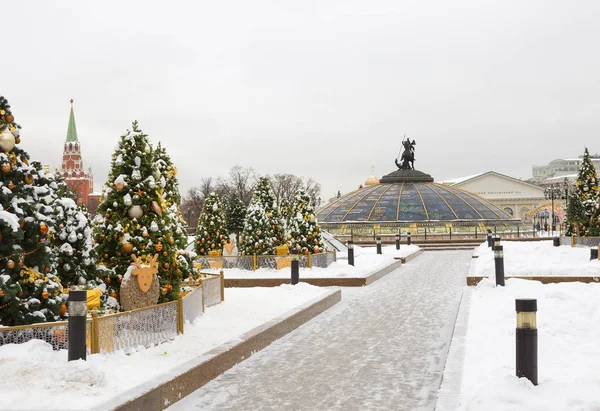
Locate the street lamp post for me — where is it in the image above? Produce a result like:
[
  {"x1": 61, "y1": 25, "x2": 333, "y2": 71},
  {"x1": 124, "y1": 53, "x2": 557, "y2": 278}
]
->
[{"x1": 544, "y1": 179, "x2": 571, "y2": 234}]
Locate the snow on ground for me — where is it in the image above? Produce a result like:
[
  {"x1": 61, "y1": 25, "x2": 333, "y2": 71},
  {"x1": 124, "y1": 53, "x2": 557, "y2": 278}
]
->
[
  {"x1": 438, "y1": 278, "x2": 600, "y2": 411},
  {"x1": 472, "y1": 240, "x2": 600, "y2": 277},
  {"x1": 207, "y1": 245, "x2": 420, "y2": 279},
  {"x1": 0, "y1": 284, "x2": 329, "y2": 411}
]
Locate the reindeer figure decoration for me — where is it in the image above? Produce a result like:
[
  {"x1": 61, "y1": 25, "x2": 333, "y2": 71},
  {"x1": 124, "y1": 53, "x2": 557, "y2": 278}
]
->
[
  {"x1": 131, "y1": 254, "x2": 159, "y2": 292},
  {"x1": 120, "y1": 254, "x2": 161, "y2": 311}
]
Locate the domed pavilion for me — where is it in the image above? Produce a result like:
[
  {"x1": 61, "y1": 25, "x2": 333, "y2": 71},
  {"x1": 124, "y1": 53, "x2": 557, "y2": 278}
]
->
[{"x1": 318, "y1": 144, "x2": 519, "y2": 236}]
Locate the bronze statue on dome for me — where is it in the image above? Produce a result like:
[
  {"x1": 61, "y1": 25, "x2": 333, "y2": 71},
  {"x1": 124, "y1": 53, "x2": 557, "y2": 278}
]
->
[{"x1": 395, "y1": 137, "x2": 416, "y2": 170}]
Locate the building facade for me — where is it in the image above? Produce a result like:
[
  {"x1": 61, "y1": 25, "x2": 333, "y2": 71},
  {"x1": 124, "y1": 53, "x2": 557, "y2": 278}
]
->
[
  {"x1": 532, "y1": 155, "x2": 600, "y2": 180},
  {"x1": 58, "y1": 101, "x2": 95, "y2": 208}
]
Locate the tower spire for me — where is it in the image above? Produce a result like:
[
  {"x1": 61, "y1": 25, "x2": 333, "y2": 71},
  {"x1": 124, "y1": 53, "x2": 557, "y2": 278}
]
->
[{"x1": 66, "y1": 99, "x2": 78, "y2": 143}]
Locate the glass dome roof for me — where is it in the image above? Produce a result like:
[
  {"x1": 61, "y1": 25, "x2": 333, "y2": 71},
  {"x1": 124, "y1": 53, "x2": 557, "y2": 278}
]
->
[{"x1": 317, "y1": 181, "x2": 513, "y2": 223}]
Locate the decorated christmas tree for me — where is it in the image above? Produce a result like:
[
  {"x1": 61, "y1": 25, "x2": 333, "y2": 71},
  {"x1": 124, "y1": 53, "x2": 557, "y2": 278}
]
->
[
  {"x1": 154, "y1": 143, "x2": 194, "y2": 282},
  {"x1": 239, "y1": 177, "x2": 285, "y2": 255},
  {"x1": 195, "y1": 193, "x2": 229, "y2": 255},
  {"x1": 224, "y1": 194, "x2": 246, "y2": 244},
  {"x1": 52, "y1": 198, "x2": 97, "y2": 288},
  {"x1": 0, "y1": 96, "x2": 64, "y2": 325},
  {"x1": 93, "y1": 122, "x2": 180, "y2": 302},
  {"x1": 570, "y1": 148, "x2": 599, "y2": 236},
  {"x1": 287, "y1": 189, "x2": 324, "y2": 254}
]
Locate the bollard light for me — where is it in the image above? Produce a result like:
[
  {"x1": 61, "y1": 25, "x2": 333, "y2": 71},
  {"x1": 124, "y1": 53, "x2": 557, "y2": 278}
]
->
[
  {"x1": 347, "y1": 240, "x2": 354, "y2": 266},
  {"x1": 553, "y1": 236, "x2": 560, "y2": 247},
  {"x1": 494, "y1": 245, "x2": 505, "y2": 286},
  {"x1": 290, "y1": 249, "x2": 299, "y2": 285},
  {"x1": 395, "y1": 233, "x2": 400, "y2": 250},
  {"x1": 407, "y1": 232, "x2": 412, "y2": 246},
  {"x1": 487, "y1": 231, "x2": 492, "y2": 248},
  {"x1": 516, "y1": 298, "x2": 538, "y2": 385},
  {"x1": 591, "y1": 247, "x2": 598, "y2": 261},
  {"x1": 376, "y1": 236, "x2": 382, "y2": 255},
  {"x1": 493, "y1": 235, "x2": 501, "y2": 248},
  {"x1": 68, "y1": 290, "x2": 87, "y2": 361}
]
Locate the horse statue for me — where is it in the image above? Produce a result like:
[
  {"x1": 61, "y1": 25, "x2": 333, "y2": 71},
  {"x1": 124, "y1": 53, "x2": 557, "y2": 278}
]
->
[{"x1": 395, "y1": 138, "x2": 416, "y2": 170}]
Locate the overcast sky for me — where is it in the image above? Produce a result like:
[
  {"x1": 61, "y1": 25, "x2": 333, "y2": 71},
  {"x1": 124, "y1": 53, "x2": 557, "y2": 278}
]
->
[{"x1": 4, "y1": 0, "x2": 600, "y2": 201}]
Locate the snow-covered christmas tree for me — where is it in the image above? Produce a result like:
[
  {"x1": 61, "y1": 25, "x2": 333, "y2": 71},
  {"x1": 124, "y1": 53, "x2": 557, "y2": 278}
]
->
[
  {"x1": 52, "y1": 198, "x2": 97, "y2": 288},
  {"x1": 239, "y1": 177, "x2": 285, "y2": 255},
  {"x1": 287, "y1": 189, "x2": 324, "y2": 254},
  {"x1": 569, "y1": 148, "x2": 599, "y2": 236},
  {"x1": 93, "y1": 122, "x2": 180, "y2": 302},
  {"x1": 0, "y1": 96, "x2": 64, "y2": 325},
  {"x1": 154, "y1": 143, "x2": 194, "y2": 283},
  {"x1": 224, "y1": 194, "x2": 246, "y2": 244},
  {"x1": 195, "y1": 193, "x2": 229, "y2": 255}
]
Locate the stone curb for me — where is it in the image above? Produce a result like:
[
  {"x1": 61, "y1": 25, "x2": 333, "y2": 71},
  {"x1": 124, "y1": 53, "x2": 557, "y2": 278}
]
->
[
  {"x1": 95, "y1": 289, "x2": 342, "y2": 411},
  {"x1": 223, "y1": 250, "x2": 423, "y2": 288},
  {"x1": 467, "y1": 276, "x2": 600, "y2": 286}
]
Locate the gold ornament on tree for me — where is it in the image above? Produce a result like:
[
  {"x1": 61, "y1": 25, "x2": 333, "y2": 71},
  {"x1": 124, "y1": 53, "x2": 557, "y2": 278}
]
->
[
  {"x1": 120, "y1": 243, "x2": 133, "y2": 254},
  {"x1": 151, "y1": 201, "x2": 162, "y2": 216}
]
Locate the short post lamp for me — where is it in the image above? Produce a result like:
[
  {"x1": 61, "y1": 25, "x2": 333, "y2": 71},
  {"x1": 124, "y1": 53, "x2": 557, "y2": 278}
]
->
[
  {"x1": 68, "y1": 290, "x2": 87, "y2": 361},
  {"x1": 407, "y1": 232, "x2": 412, "y2": 246},
  {"x1": 347, "y1": 240, "x2": 354, "y2": 266},
  {"x1": 493, "y1": 235, "x2": 501, "y2": 249},
  {"x1": 494, "y1": 245, "x2": 505, "y2": 286},
  {"x1": 487, "y1": 230, "x2": 492, "y2": 248},
  {"x1": 553, "y1": 236, "x2": 560, "y2": 247},
  {"x1": 591, "y1": 247, "x2": 598, "y2": 261},
  {"x1": 516, "y1": 298, "x2": 538, "y2": 386},
  {"x1": 376, "y1": 236, "x2": 382, "y2": 254},
  {"x1": 395, "y1": 233, "x2": 400, "y2": 250},
  {"x1": 290, "y1": 249, "x2": 299, "y2": 285}
]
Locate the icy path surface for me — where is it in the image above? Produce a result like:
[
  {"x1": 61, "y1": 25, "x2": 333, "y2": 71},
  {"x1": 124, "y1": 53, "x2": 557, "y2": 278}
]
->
[{"x1": 168, "y1": 251, "x2": 471, "y2": 411}]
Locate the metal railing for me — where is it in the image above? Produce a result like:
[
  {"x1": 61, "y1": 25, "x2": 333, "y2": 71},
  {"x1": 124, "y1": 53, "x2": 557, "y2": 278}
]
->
[
  {"x1": 0, "y1": 271, "x2": 226, "y2": 354},
  {"x1": 194, "y1": 251, "x2": 335, "y2": 271},
  {"x1": 561, "y1": 236, "x2": 600, "y2": 248}
]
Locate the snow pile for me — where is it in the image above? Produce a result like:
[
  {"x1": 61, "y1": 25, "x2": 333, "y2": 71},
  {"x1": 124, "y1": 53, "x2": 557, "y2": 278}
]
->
[
  {"x1": 0, "y1": 284, "x2": 330, "y2": 410},
  {"x1": 439, "y1": 278, "x2": 600, "y2": 410},
  {"x1": 472, "y1": 240, "x2": 600, "y2": 277}
]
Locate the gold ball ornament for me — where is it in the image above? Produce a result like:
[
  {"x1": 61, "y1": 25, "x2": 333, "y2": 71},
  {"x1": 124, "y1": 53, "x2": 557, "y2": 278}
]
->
[
  {"x1": 142, "y1": 231, "x2": 149, "y2": 237},
  {"x1": 166, "y1": 284, "x2": 173, "y2": 292},
  {"x1": 41, "y1": 290, "x2": 49, "y2": 299},
  {"x1": 155, "y1": 242, "x2": 163, "y2": 252},
  {"x1": 163, "y1": 262, "x2": 170, "y2": 269},
  {"x1": 163, "y1": 251, "x2": 167, "y2": 256},
  {"x1": 120, "y1": 243, "x2": 133, "y2": 254},
  {"x1": 5, "y1": 114, "x2": 14, "y2": 123},
  {"x1": 7, "y1": 260, "x2": 14, "y2": 269},
  {"x1": 18, "y1": 260, "x2": 24, "y2": 268},
  {"x1": 7, "y1": 181, "x2": 14, "y2": 189},
  {"x1": 59, "y1": 304, "x2": 67, "y2": 316},
  {"x1": 0, "y1": 128, "x2": 15, "y2": 152},
  {"x1": 0, "y1": 289, "x2": 4, "y2": 297},
  {"x1": 110, "y1": 291, "x2": 119, "y2": 299},
  {"x1": 1, "y1": 164, "x2": 10, "y2": 173},
  {"x1": 105, "y1": 277, "x2": 111, "y2": 284},
  {"x1": 115, "y1": 181, "x2": 124, "y2": 191},
  {"x1": 15, "y1": 137, "x2": 20, "y2": 144},
  {"x1": 39, "y1": 223, "x2": 49, "y2": 235},
  {"x1": 169, "y1": 237, "x2": 174, "y2": 245},
  {"x1": 161, "y1": 287, "x2": 167, "y2": 295},
  {"x1": 24, "y1": 175, "x2": 34, "y2": 185},
  {"x1": 151, "y1": 201, "x2": 162, "y2": 216}
]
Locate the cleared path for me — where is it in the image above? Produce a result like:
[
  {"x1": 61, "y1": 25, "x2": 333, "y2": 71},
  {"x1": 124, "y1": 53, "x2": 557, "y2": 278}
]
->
[{"x1": 169, "y1": 250, "x2": 471, "y2": 411}]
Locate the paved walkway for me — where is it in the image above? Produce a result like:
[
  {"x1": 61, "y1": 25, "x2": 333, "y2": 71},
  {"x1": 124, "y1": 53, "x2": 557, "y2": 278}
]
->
[{"x1": 169, "y1": 250, "x2": 471, "y2": 411}]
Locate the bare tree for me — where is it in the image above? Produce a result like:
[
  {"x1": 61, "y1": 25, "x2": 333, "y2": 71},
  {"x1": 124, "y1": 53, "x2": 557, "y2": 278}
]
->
[
  {"x1": 226, "y1": 166, "x2": 258, "y2": 206},
  {"x1": 269, "y1": 174, "x2": 322, "y2": 207},
  {"x1": 304, "y1": 177, "x2": 321, "y2": 205},
  {"x1": 180, "y1": 187, "x2": 203, "y2": 228}
]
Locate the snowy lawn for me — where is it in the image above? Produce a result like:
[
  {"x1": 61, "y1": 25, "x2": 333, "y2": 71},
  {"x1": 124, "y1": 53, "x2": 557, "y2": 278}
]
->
[
  {"x1": 0, "y1": 284, "x2": 330, "y2": 411},
  {"x1": 208, "y1": 245, "x2": 420, "y2": 279},
  {"x1": 439, "y1": 278, "x2": 600, "y2": 411},
  {"x1": 472, "y1": 240, "x2": 600, "y2": 277}
]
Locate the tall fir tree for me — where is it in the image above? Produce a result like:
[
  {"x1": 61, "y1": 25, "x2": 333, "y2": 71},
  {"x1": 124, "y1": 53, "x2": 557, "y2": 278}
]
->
[
  {"x1": 52, "y1": 198, "x2": 97, "y2": 288},
  {"x1": 239, "y1": 177, "x2": 285, "y2": 255},
  {"x1": 287, "y1": 189, "x2": 324, "y2": 254},
  {"x1": 195, "y1": 193, "x2": 229, "y2": 255},
  {"x1": 570, "y1": 148, "x2": 599, "y2": 236},
  {"x1": 154, "y1": 142, "x2": 194, "y2": 283},
  {"x1": 93, "y1": 122, "x2": 180, "y2": 302},
  {"x1": 224, "y1": 194, "x2": 246, "y2": 245},
  {"x1": 0, "y1": 96, "x2": 64, "y2": 325}
]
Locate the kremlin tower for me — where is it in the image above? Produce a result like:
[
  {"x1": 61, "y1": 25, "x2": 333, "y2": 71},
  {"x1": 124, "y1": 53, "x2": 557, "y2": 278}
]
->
[{"x1": 59, "y1": 100, "x2": 95, "y2": 209}]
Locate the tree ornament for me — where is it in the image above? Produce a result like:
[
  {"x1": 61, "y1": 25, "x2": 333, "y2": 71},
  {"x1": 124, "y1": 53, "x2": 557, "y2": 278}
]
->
[
  {"x1": 7, "y1": 181, "x2": 14, "y2": 189},
  {"x1": 39, "y1": 223, "x2": 49, "y2": 235},
  {"x1": 7, "y1": 260, "x2": 14, "y2": 269},
  {"x1": 161, "y1": 287, "x2": 167, "y2": 295},
  {"x1": 0, "y1": 289, "x2": 3, "y2": 297},
  {"x1": 110, "y1": 291, "x2": 119, "y2": 299},
  {"x1": 59, "y1": 304, "x2": 67, "y2": 316},
  {"x1": 142, "y1": 231, "x2": 149, "y2": 237},
  {"x1": 0, "y1": 128, "x2": 15, "y2": 152},
  {"x1": 41, "y1": 290, "x2": 49, "y2": 299},
  {"x1": 128, "y1": 205, "x2": 143, "y2": 219},
  {"x1": 115, "y1": 182, "x2": 124, "y2": 191},
  {"x1": 162, "y1": 251, "x2": 167, "y2": 256},
  {"x1": 166, "y1": 284, "x2": 173, "y2": 292},
  {"x1": 1, "y1": 163, "x2": 10, "y2": 173},
  {"x1": 155, "y1": 242, "x2": 163, "y2": 251},
  {"x1": 78, "y1": 276, "x2": 87, "y2": 285},
  {"x1": 24, "y1": 175, "x2": 34, "y2": 185},
  {"x1": 151, "y1": 201, "x2": 162, "y2": 216},
  {"x1": 121, "y1": 243, "x2": 133, "y2": 254},
  {"x1": 5, "y1": 114, "x2": 14, "y2": 123}
]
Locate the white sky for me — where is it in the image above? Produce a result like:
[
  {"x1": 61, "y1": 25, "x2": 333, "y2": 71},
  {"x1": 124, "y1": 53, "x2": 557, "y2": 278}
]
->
[{"x1": 4, "y1": 0, "x2": 600, "y2": 200}]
